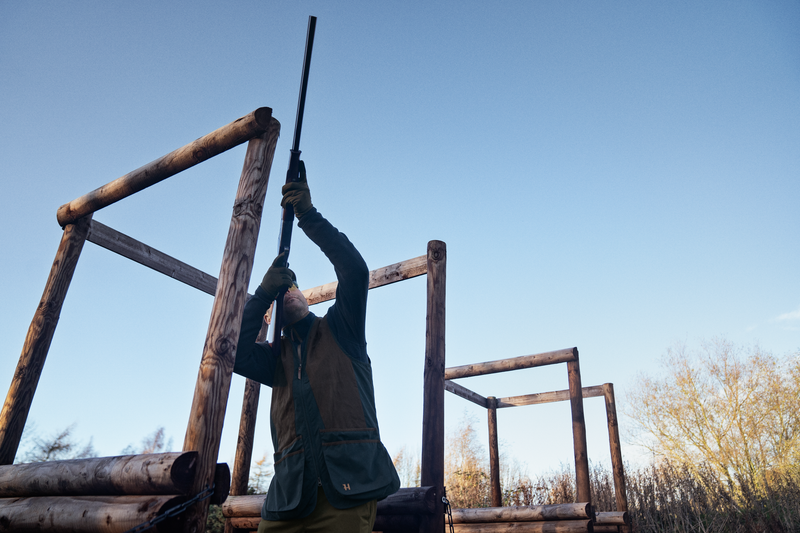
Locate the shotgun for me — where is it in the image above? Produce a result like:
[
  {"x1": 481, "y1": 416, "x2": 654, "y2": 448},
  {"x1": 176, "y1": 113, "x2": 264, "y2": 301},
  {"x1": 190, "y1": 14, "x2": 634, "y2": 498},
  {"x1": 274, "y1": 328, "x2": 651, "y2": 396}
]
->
[{"x1": 272, "y1": 15, "x2": 317, "y2": 352}]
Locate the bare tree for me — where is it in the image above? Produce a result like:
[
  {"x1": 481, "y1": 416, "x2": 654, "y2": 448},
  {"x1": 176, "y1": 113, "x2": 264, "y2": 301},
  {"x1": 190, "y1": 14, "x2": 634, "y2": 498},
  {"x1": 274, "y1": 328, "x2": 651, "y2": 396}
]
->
[
  {"x1": 624, "y1": 338, "x2": 800, "y2": 489},
  {"x1": 18, "y1": 423, "x2": 96, "y2": 463},
  {"x1": 392, "y1": 445, "x2": 421, "y2": 487}
]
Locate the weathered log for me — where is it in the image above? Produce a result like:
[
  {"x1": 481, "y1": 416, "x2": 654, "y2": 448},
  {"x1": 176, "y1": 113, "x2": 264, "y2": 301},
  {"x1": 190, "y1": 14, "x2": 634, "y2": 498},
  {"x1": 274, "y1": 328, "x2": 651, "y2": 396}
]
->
[
  {"x1": 592, "y1": 526, "x2": 619, "y2": 533},
  {"x1": 451, "y1": 503, "x2": 593, "y2": 523},
  {"x1": 444, "y1": 380, "x2": 488, "y2": 408},
  {"x1": 302, "y1": 254, "x2": 427, "y2": 306},
  {"x1": 0, "y1": 452, "x2": 197, "y2": 497},
  {"x1": 602, "y1": 384, "x2": 629, "y2": 518},
  {"x1": 222, "y1": 494, "x2": 264, "y2": 517},
  {"x1": 567, "y1": 357, "x2": 590, "y2": 505},
  {"x1": 420, "y1": 241, "x2": 446, "y2": 533},
  {"x1": 87, "y1": 220, "x2": 218, "y2": 296},
  {"x1": 445, "y1": 348, "x2": 578, "y2": 380},
  {"x1": 183, "y1": 118, "x2": 280, "y2": 533},
  {"x1": 487, "y1": 397, "x2": 501, "y2": 507},
  {"x1": 223, "y1": 486, "x2": 437, "y2": 518},
  {"x1": 497, "y1": 386, "x2": 604, "y2": 408},
  {"x1": 596, "y1": 511, "x2": 628, "y2": 525},
  {"x1": 451, "y1": 520, "x2": 592, "y2": 532},
  {"x1": 0, "y1": 215, "x2": 92, "y2": 465},
  {"x1": 228, "y1": 516, "x2": 260, "y2": 530},
  {"x1": 0, "y1": 495, "x2": 186, "y2": 533},
  {"x1": 56, "y1": 108, "x2": 274, "y2": 226},
  {"x1": 211, "y1": 463, "x2": 231, "y2": 505}
]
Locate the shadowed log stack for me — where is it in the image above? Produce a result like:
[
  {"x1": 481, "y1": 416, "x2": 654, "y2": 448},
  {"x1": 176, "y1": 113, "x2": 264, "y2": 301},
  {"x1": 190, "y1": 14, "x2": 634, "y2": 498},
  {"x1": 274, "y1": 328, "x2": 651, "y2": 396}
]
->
[{"x1": 0, "y1": 452, "x2": 230, "y2": 533}]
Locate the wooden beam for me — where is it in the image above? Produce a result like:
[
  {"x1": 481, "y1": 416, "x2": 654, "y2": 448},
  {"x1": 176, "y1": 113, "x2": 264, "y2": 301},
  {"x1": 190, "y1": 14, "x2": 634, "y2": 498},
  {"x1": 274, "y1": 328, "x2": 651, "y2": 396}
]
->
[
  {"x1": 420, "y1": 240, "x2": 446, "y2": 533},
  {"x1": 444, "y1": 380, "x2": 488, "y2": 408},
  {"x1": 451, "y1": 521, "x2": 592, "y2": 532},
  {"x1": 182, "y1": 117, "x2": 280, "y2": 533},
  {"x1": 87, "y1": 220, "x2": 218, "y2": 296},
  {"x1": 0, "y1": 495, "x2": 186, "y2": 533},
  {"x1": 487, "y1": 397, "x2": 501, "y2": 507},
  {"x1": 567, "y1": 356, "x2": 590, "y2": 505},
  {"x1": 451, "y1": 502, "x2": 593, "y2": 522},
  {"x1": 301, "y1": 254, "x2": 427, "y2": 306},
  {"x1": 596, "y1": 511, "x2": 629, "y2": 525},
  {"x1": 496, "y1": 385, "x2": 605, "y2": 408},
  {"x1": 0, "y1": 215, "x2": 92, "y2": 465},
  {"x1": 222, "y1": 486, "x2": 436, "y2": 518},
  {"x1": 0, "y1": 452, "x2": 197, "y2": 497},
  {"x1": 444, "y1": 348, "x2": 578, "y2": 380},
  {"x1": 57, "y1": 108, "x2": 274, "y2": 226},
  {"x1": 228, "y1": 517, "x2": 261, "y2": 530},
  {"x1": 603, "y1": 383, "x2": 629, "y2": 520}
]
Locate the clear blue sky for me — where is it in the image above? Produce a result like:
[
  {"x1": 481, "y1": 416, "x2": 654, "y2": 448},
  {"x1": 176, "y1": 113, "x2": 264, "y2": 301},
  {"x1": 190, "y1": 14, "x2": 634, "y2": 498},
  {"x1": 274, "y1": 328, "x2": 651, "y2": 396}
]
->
[{"x1": 2, "y1": 1, "x2": 798, "y2": 475}]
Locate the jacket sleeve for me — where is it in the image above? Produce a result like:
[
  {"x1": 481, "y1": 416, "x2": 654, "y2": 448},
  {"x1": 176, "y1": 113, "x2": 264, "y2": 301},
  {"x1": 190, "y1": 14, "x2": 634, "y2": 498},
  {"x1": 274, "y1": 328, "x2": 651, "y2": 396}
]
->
[
  {"x1": 298, "y1": 207, "x2": 369, "y2": 362},
  {"x1": 233, "y1": 286, "x2": 277, "y2": 386}
]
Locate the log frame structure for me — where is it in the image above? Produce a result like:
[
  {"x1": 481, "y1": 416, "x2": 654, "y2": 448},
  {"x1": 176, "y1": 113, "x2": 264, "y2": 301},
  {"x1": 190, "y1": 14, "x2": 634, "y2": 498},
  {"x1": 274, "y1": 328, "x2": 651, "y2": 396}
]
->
[
  {"x1": 0, "y1": 108, "x2": 280, "y2": 533},
  {"x1": 444, "y1": 355, "x2": 630, "y2": 531}
]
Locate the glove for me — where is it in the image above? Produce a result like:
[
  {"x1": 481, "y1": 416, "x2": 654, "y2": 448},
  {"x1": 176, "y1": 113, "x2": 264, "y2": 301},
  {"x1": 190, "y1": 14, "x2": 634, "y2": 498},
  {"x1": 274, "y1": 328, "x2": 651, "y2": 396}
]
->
[
  {"x1": 259, "y1": 253, "x2": 295, "y2": 301},
  {"x1": 281, "y1": 160, "x2": 313, "y2": 218}
]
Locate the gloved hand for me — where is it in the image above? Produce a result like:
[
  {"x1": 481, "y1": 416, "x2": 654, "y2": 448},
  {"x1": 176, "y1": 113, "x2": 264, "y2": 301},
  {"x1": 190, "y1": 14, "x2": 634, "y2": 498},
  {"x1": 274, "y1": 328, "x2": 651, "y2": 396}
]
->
[
  {"x1": 281, "y1": 160, "x2": 313, "y2": 218},
  {"x1": 259, "y1": 253, "x2": 295, "y2": 301}
]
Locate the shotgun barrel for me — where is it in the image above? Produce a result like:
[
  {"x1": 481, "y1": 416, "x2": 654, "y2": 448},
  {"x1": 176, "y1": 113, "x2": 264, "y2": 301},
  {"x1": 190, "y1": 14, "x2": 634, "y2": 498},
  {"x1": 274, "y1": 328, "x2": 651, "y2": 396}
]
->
[{"x1": 272, "y1": 15, "x2": 317, "y2": 350}]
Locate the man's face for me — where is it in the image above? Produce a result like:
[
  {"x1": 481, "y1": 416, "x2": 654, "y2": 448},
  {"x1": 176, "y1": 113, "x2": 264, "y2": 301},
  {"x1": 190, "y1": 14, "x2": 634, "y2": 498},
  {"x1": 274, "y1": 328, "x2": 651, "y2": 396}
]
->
[{"x1": 283, "y1": 286, "x2": 309, "y2": 325}]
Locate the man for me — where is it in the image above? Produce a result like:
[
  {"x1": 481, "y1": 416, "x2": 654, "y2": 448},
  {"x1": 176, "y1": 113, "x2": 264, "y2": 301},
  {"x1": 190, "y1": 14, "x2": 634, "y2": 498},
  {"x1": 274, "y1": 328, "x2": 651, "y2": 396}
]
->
[{"x1": 234, "y1": 162, "x2": 400, "y2": 532}]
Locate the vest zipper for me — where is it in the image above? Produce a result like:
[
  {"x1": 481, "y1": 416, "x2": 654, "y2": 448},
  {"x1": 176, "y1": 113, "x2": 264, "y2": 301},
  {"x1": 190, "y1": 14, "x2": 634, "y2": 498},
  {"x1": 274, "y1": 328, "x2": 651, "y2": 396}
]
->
[{"x1": 296, "y1": 344, "x2": 302, "y2": 380}]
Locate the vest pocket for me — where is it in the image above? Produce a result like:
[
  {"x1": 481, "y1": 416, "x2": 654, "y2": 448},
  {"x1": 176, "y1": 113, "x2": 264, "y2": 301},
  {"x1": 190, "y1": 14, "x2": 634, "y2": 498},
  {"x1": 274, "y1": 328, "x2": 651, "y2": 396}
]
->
[
  {"x1": 266, "y1": 437, "x2": 304, "y2": 512},
  {"x1": 320, "y1": 429, "x2": 393, "y2": 497}
]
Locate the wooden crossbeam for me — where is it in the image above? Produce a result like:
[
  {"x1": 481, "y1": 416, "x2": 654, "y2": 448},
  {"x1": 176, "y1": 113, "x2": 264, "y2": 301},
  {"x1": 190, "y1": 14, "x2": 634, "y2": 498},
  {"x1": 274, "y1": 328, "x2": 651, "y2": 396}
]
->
[
  {"x1": 497, "y1": 385, "x2": 605, "y2": 408},
  {"x1": 444, "y1": 348, "x2": 578, "y2": 380},
  {"x1": 87, "y1": 220, "x2": 218, "y2": 296}
]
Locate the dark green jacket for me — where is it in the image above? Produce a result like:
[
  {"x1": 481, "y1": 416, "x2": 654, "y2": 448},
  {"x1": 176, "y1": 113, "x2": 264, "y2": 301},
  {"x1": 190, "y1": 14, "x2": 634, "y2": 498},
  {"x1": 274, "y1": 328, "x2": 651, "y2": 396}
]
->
[{"x1": 234, "y1": 208, "x2": 400, "y2": 521}]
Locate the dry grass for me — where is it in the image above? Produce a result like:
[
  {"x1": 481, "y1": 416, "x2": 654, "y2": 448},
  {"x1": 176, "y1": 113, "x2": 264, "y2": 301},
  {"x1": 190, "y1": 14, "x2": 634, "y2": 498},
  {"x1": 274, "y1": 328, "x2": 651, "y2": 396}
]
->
[{"x1": 518, "y1": 461, "x2": 800, "y2": 532}]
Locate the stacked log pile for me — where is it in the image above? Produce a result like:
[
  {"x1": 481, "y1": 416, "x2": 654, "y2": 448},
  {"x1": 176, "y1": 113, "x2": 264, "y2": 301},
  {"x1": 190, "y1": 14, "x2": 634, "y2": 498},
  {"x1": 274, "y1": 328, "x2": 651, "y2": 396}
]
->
[
  {"x1": 222, "y1": 493, "x2": 629, "y2": 532},
  {"x1": 222, "y1": 486, "x2": 438, "y2": 532},
  {"x1": 0, "y1": 452, "x2": 230, "y2": 532}
]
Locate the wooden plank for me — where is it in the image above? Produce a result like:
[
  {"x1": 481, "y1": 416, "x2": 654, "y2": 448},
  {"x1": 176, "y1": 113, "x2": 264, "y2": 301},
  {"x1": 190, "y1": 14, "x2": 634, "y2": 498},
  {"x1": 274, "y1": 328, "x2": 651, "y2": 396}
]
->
[
  {"x1": 182, "y1": 118, "x2": 280, "y2": 533},
  {"x1": 451, "y1": 520, "x2": 592, "y2": 532},
  {"x1": 0, "y1": 495, "x2": 185, "y2": 533},
  {"x1": 301, "y1": 254, "x2": 427, "y2": 306},
  {"x1": 0, "y1": 452, "x2": 197, "y2": 497},
  {"x1": 603, "y1": 383, "x2": 629, "y2": 519},
  {"x1": 87, "y1": 220, "x2": 218, "y2": 296},
  {"x1": 420, "y1": 240, "x2": 446, "y2": 533},
  {"x1": 487, "y1": 397, "x2": 501, "y2": 507},
  {"x1": 445, "y1": 348, "x2": 578, "y2": 380},
  {"x1": 57, "y1": 108, "x2": 274, "y2": 226},
  {"x1": 496, "y1": 385, "x2": 605, "y2": 408},
  {"x1": 567, "y1": 358, "x2": 590, "y2": 505},
  {"x1": 444, "y1": 380, "x2": 488, "y2": 408},
  {"x1": 0, "y1": 215, "x2": 92, "y2": 465}
]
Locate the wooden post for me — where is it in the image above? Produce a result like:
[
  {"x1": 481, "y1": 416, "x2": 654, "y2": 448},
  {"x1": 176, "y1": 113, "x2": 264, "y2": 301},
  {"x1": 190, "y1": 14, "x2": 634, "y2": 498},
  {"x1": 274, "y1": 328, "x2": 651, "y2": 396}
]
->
[
  {"x1": 487, "y1": 397, "x2": 501, "y2": 507},
  {"x1": 57, "y1": 108, "x2": 274, "y2": 227},
  {"x1": 0, "y1": 215, "x2": 92, "y2": 465},
  {"x1": 182, "y1": 116, "x2": 280, "y2": 533},
  {"x1": 603, "y1": 383, "x2": 628, "y2": 519},
  {"x1": 421, "y1": 240, "x2": 446, "y2": 533},
  {"x1": 225, "y1": 321, "x2": 268, "y2": 533},
  {"x1": 566, "y1": 354, "x2": 590, "y2": 505}
]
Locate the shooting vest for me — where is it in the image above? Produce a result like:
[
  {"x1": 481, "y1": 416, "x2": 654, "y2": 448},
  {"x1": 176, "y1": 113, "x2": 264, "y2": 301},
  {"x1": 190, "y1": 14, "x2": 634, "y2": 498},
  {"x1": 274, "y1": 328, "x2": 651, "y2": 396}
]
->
[{"x1": 262, "y1": 315, "x2": 400, "y2": 520}]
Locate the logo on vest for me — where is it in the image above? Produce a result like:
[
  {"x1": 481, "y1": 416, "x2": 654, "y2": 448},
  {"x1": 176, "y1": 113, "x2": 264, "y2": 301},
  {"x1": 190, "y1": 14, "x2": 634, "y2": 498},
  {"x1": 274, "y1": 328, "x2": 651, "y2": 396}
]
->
[{"x1": 342, "y1": 483, "x2": 351, "y2": 491}]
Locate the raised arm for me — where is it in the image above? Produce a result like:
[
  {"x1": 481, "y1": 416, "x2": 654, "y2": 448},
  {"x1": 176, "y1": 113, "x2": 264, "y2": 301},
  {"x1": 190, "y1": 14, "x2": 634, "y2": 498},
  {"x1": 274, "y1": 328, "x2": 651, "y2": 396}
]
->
[{"x1": 282, "y1": 162, "x2": 369, "y2": 361}]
